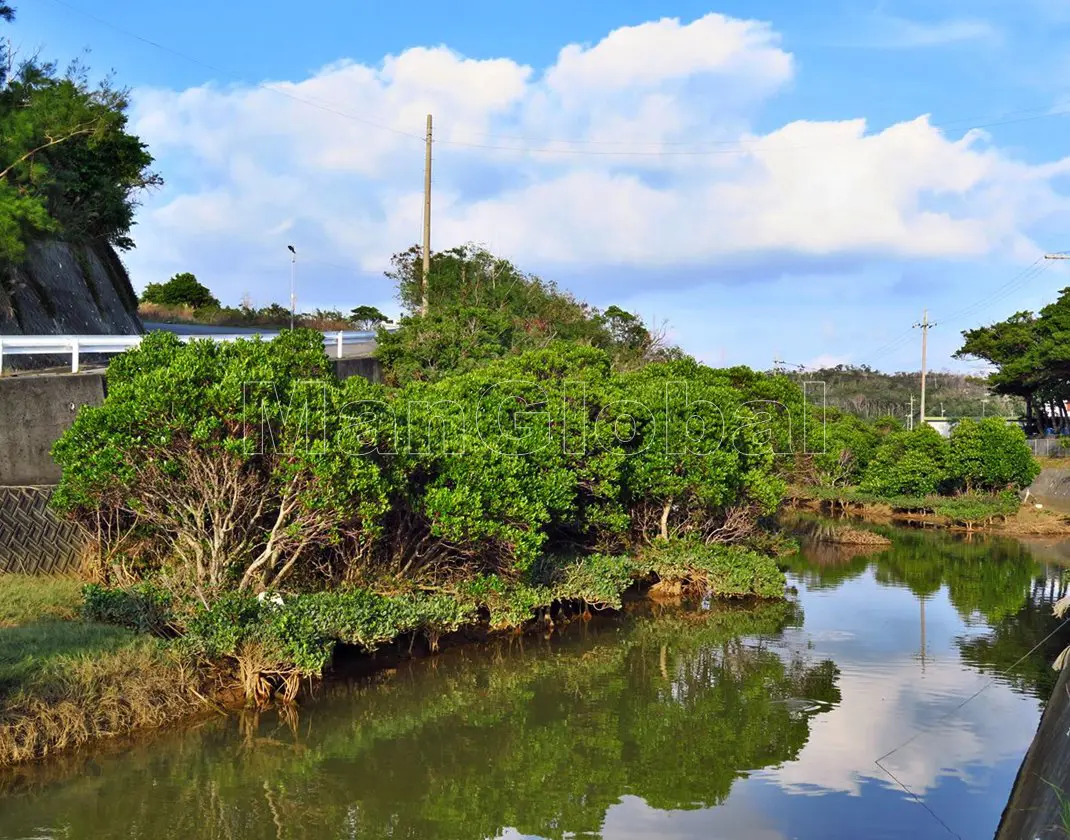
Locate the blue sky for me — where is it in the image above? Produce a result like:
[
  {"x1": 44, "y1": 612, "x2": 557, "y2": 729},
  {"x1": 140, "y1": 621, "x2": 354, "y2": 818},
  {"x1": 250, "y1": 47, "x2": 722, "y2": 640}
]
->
[{"x1": 12, "y1": 0, "x2": 1070, "y2": 372}]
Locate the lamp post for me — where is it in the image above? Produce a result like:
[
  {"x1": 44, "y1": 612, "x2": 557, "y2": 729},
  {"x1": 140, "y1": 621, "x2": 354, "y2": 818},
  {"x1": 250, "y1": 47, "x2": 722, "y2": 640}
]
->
[{"x1": 287, "y1": 245, "x2": 296, "y2": 330}]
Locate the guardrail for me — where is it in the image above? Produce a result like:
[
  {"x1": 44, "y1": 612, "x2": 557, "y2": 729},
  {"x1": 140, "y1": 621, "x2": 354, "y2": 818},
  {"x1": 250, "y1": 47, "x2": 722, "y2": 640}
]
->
[{"x1": 0, "y1": 329, "x2": 390, "y2": 374}]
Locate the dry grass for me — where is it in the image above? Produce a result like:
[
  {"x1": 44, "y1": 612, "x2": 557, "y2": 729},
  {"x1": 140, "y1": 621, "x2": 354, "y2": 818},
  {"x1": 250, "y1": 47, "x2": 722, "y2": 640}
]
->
[
  {"x1": 820, "y1": 526, "x2": 892, "y2": 546},
  {"x1": 0, "y1": 640, "x2": 204, "y2": 766},
  {"x1": 0, "y1": 573, "x2": 211, "y2": 767}
]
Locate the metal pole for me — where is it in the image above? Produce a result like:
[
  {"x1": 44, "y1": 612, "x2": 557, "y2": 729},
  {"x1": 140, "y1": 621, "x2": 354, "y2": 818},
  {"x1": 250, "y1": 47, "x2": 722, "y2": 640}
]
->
[
  {"x1": 422, "y1": 114, "x2": 432, "y2": 316},
  {"x1": 290, "y1": 252, "x2": 296, "y2": 330}
]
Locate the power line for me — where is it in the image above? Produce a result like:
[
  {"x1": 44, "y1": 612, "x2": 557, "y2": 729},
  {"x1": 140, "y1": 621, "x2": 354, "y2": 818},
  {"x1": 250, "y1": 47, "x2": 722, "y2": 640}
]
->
[
  {"x1": 42, "y1": 0, "x2": 423, "y2": 142},
  {"x1": 41, "y1": 0, "x2": 1070, "y2": 159}
]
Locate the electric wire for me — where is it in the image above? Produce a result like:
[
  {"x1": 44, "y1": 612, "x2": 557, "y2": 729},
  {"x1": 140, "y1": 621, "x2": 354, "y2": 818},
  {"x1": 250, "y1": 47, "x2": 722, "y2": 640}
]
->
[{"x1": 40, "y1": 0, "x2": 1070, "y2": 158}]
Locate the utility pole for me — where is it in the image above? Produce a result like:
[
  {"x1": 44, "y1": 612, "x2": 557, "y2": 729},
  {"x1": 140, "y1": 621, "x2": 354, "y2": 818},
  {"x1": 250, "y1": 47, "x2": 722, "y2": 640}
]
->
[
  {"x1": 909, "y1": 394, "x2": 915, "y2": 431},
  {"x1": 914, "y1": 309, "x2": 935, "y2": 427},
  {"x1": 421, "y1": 114, "x2": 433, "y2": 317},
  {"x1": 982, "y1": 398, "x2": 989, "y2": 418}
]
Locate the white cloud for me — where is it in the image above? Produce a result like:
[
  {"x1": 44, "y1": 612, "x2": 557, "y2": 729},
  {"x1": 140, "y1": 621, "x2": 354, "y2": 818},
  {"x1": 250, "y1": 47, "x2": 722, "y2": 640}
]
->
[
  {"x1": 864, "y1": 15, "x2": 999, "y2": 49},
  {"x1": 756, "y1": 643, "x2": 1040, "y2": 799},
  {"x1": 805, "y1": 354, "x2": 850, "y2": 370},
  {"x1": 124, "y1": 11, "x2": 1070, "y2": 312}
]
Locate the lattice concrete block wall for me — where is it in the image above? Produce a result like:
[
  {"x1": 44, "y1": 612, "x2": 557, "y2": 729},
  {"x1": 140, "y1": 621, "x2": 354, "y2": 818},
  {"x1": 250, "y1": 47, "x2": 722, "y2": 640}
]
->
[{"x1": 0, "y1": 486, "x2": 87, "y2": 575}]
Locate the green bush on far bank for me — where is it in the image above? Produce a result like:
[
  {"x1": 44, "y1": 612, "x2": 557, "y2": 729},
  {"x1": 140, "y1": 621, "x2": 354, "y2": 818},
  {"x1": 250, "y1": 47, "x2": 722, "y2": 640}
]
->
[{"x1": 798, "y1": 410, "x2": 1039, "y2": 505}]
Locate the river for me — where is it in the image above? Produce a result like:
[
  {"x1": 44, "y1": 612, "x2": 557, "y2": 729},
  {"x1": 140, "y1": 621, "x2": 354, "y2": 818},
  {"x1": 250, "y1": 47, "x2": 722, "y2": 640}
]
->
[{"x1": 1, "y1": 520, "x2": 1068, "y2": 839}]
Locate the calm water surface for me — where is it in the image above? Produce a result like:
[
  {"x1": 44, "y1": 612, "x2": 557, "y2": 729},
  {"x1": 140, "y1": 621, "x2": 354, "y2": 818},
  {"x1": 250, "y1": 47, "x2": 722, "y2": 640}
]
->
[{"x1": 2, "y1": 521, "x2": 1069, "y2": 840}]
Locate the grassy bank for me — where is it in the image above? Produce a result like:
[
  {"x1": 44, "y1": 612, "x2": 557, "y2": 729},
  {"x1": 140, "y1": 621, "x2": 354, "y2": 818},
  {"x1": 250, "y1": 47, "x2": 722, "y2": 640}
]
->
[
  {"x1": 788, "y1": 486, "x2": 1070, "y2": 534},
  {"x1": 0, "y1": 575, "x2": 208, "y2": 766},
  {"x1": 0, "y1": 543, "x2": 787, "y2": 768}
]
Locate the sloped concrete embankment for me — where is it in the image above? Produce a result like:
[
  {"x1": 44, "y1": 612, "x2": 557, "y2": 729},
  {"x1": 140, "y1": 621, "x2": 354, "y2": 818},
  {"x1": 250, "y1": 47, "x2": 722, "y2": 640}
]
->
[
  {"x1": 995, "y1": 659, "x2": 1070, "y2": 839},
  {"x1": 0, "y1": 240, "x2": 143, "y2": 372}
]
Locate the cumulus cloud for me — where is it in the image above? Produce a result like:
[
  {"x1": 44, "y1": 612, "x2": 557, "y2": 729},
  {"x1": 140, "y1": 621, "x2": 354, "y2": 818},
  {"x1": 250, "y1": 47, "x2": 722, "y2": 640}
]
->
[
  {"x1": 124, "y1": 11, "x2": 1070, "y2": 312},
  {"x1": 756, "y1": 636, "x2": 1040, "y2": 799}
]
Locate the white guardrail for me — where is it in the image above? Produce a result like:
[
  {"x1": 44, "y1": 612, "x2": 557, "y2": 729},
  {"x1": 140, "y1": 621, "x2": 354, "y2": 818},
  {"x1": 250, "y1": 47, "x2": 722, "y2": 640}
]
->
[{"x1": 0, "y1": 329, "x2": 390, "y2": 375}]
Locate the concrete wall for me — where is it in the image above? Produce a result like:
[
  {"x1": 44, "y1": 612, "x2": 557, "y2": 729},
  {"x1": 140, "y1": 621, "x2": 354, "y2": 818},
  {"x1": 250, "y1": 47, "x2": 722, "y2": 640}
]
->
[
  {"x1": 0, "y1": 372, "x2": 105, "y2": 485},
  {"x1": 333, "y1": 356, "x2": 382, "y2": 384},
  {"x1": 996, "y1": 660, "x2": 1070, "y2": 839}
]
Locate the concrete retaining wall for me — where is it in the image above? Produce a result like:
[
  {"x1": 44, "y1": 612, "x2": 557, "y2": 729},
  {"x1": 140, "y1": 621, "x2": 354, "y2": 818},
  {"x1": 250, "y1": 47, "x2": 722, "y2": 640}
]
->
[
  {"x1": 332, "y1": 356, "x2": 381, "y2": 383},
  {"x1": 0, "y1": 240, "x2": 143, "y2": 373},
  {"x1": 0, "y1": 486, "x2": 86, "y2": 575},
  {"x1": 0, "y1": 372, "x2": 106, "y2": 485},
  {"x1": 995, "y1": 660, "x2": 1070, "y2": 839}
]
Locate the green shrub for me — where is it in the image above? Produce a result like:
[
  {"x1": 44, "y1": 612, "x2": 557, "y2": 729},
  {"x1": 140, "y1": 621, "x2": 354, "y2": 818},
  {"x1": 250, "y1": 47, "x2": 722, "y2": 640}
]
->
[
  {"x1": 809, "y1": 409, "x2": 882, "y2": 487},
  {"x1": 81, "y1": 582, "x2": 174, "y2": 635},
  {"x1": 637, "y1": 541, "x2": 786, "y2": 599},
  {"x1": 178, "y1": 589, "x2": 474, "y2": 675},
  {"x1": 948, "y1": 417, "x2": 1039, "y2": 492},
  {"x1": 861, "y1": 426, "x2": 950, "y2": 496},
  {"x1": 52, "y1": 330, "x2": 395, "y2": 594}
]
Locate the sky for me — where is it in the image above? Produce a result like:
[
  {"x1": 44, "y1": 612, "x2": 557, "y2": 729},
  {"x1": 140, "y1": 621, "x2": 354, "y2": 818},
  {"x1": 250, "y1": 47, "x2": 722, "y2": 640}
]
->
[{"x1": 10, "y1": 0, "x2": 1070, "y2": 373}]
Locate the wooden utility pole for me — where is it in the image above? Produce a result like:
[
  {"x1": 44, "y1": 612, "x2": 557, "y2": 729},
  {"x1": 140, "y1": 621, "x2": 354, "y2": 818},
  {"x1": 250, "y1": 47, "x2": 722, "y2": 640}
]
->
[
  {"x1": 914, "y1": 309, "x2": 935, "y2": 426},
  {"x1": 421, "y1": 114, "x2": 433, "y2": 316}
]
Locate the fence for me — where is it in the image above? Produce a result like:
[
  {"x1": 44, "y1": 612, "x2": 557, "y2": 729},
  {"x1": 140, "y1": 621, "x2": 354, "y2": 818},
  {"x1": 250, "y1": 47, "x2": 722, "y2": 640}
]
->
[
  {"x1": 0, "y1": 328, "x2": 392, "y2": 374},
  {"x1": 1028, "y1": 437, "x2": 1070, "y2": 458}
]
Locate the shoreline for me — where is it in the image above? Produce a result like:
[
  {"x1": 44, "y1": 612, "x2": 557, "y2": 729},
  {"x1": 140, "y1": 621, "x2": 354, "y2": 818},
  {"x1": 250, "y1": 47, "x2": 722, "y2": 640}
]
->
[
  {"x1": 0, "y1": 580, "x2": 779, "y2": 773},
  {"x1": 786, "y1": 492, "x2": 1070, "y2": 537}
]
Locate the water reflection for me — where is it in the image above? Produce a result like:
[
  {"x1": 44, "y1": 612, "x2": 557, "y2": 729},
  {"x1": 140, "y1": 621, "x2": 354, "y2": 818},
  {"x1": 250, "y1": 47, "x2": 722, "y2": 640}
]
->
[
  {"x1": 1, "y1": 523, "x2": 1069, "y2": 840},
  {"x1": 0, "y1": 602, "x2": 839, "y2": 840}
]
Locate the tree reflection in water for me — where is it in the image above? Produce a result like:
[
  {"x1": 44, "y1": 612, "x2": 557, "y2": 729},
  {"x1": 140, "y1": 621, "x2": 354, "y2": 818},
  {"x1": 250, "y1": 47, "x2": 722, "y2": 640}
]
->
[{"x1": 0, "y1": 601, "x2": 840, "y2": 840}]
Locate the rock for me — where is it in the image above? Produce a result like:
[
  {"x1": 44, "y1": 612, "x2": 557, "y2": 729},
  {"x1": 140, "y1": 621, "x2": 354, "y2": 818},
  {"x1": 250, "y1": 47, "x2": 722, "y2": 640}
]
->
[{"x1": 0, "y1": 239, "x2": 143, "y2": 371}]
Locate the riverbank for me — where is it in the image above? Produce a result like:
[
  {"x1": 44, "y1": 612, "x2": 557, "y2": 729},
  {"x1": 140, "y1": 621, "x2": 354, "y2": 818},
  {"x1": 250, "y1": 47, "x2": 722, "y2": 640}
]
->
[
  {"x1": 0, "y1": 544, "x2": 788, "y2": 768},
  {"x1": 788, "y1": 487, "x2": 1070, "y2": 536}
]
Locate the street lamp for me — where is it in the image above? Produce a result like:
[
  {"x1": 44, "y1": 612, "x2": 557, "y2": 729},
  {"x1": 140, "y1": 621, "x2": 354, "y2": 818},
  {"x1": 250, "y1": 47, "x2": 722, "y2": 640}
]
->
[{"x1": 287, "y1": 245, "x2": 296, "y2": 330}]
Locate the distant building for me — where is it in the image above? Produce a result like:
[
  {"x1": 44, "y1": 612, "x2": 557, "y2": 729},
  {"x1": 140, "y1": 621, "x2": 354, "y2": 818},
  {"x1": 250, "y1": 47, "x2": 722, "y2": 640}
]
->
[{"x1": 925, "y1": 418, "x2": 952, "y2": 438}]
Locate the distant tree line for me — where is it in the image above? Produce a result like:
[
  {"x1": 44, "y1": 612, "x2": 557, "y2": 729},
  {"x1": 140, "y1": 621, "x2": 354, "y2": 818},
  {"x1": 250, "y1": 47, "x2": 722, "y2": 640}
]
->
[
  {"x1": 785, "y1": 364, "x2": 1021, "y2": 423},
  {"x1": 139, "y1": 271, "x2": 389, "y2": 331}
]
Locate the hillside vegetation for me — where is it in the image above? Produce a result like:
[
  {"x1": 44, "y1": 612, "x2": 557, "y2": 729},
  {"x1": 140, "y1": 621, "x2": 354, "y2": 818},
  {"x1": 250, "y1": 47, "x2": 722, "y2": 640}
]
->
[{"x1": 786, "y1": 365, "x2": 1022, "y2": 421}]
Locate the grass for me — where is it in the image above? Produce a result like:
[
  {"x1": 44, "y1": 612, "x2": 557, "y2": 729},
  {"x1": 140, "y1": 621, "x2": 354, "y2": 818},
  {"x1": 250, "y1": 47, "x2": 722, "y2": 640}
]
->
[
  {"x1": 0, "y1": 574, "x2": 83, "y2": 626},
  {"x1": 0, "y1": 573, "x2": 206, "y2": 767}
]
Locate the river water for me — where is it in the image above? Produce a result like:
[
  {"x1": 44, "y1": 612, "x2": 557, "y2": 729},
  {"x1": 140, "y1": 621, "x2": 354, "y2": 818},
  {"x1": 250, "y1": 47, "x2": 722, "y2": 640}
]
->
[{"x1": 2, "y1": 521, "x2": 1069, "y2": 840}]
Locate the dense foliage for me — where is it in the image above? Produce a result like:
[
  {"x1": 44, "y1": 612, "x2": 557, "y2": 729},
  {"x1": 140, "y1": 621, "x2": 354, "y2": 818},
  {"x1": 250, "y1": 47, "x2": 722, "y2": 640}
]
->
[
  {"x1": 857, "y1": 419, "x2": 1037, "y2": 496},
  {"x1": 955, "y1": 288, "x2": 1070, "y2": 432},
  {"x1": 785, "y1": 364, "x2": 1020, "y2": 422},
  {"x1": 375, "y1": 243, "x2": 680, "y2": 384},
  {"x1": 0, "y1": 7, "x2": 158, "y2": 264},
  {"x1": 861, "y1": 426, "x2": 951, "y2": 496},
  {"x1": 52, "y1": 329, "x2": 394, "y2": 596},
  {"x1": 54, "y1": 332, "x2": 789, "y2": 598},
  {"x1": 140, "y1": 272, "x2": 220, "y2": 309}
]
